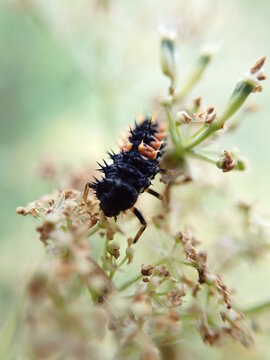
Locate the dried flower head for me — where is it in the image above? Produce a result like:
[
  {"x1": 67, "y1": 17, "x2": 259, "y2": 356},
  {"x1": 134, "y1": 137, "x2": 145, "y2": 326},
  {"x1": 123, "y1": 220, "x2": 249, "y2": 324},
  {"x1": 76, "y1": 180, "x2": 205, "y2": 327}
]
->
[{"x1": 217, "y1": 150, "x2": 236, "y2": 173}]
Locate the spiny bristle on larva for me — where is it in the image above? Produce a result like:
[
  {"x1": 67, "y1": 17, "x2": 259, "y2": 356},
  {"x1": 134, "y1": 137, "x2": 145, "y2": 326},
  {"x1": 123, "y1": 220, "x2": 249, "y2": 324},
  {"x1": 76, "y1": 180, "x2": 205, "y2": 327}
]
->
[
  {"x1": 90, "y1": 176, "x2": 100, "y2": 190},
  {"x1": 106, "y1": 149, "x2": 116, "y2": 158},
  {"x1": 96, "y1": 161, "x2": 106, "y2": 172}
]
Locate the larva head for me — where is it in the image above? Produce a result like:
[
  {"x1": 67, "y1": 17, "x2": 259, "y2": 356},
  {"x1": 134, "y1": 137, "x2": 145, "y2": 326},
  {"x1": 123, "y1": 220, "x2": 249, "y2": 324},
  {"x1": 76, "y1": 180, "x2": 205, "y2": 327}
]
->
[{"x1": 92, "y1": 178, "x2": 138, "y2": 217}]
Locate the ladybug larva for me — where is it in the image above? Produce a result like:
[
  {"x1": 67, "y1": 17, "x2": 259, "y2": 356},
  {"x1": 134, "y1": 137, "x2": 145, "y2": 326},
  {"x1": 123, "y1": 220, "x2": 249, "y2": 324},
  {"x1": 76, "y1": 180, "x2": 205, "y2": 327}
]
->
[{"x1": 83, "y1": 117, "x2": 166, "y2": 243}]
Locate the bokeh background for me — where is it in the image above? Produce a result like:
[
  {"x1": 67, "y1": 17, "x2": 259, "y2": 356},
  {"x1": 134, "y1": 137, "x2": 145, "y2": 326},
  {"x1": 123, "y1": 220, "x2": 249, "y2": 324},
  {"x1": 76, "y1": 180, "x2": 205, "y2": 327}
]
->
[{"x1": 1, "y1": 0, "x2": 270, "y2": 358}]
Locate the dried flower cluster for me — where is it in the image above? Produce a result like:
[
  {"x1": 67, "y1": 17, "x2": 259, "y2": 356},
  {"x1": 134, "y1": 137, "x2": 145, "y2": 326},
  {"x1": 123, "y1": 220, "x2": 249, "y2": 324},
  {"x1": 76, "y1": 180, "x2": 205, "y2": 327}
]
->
[
  {"x1": 18, "y1": 187, "x2": 256, "y2": 358},
  {"x1": 14, "y1": 30, "x2": 270, "y2": 360}
]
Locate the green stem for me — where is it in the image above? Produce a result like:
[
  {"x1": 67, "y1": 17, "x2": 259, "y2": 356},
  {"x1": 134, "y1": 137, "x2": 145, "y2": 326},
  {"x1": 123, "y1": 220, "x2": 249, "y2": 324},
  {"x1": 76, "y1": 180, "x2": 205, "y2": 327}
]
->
[
  {"x1": 88, "y1": 222, "x2": 100, "y2": 238},
  {"x1": 187, "y1": 150, "x2": 217, "y2": 165},
  {"x1": 175, "y1": 53, "x2": 212, "y2": 103},
  {"x1": 185, "y1": 124, "x2": 219, "y2": 150},
  {"x1": 165, "y1": 106, "x2": 182, "y2": 147},
  {"x1": 66, "y1": 218, "x2": 72, "y2": 231},
  {"x1": 118, "y1": 254, "x2": 129, "y2": 267},
  {"x1": 109, "y1": 254, "x2": 129, "y2": 280},
  {"x1": 109, "y1": 269, "x2": 115, "y2": 280},
  {"x1": 118, "y1": 257, "x2": 168, "y2": 292},
  {"x1": 118, "y1": 274, "x2": 143, "y2": 292},
  {"x1": 189, "y1": 124, "x2": 207, "y2": 140},
  {"x1": 155, "y1": 291, "x2": 170, "y2": 297},
  {"x1": 0, "y1": 301, "x2": 23, "y2": 360},
  {"x1": 104, "y1": 237, "x2": 109, "y2": 257},
  {"x1": 242, "y1": 300, "x2": 270, "y2": 316}
]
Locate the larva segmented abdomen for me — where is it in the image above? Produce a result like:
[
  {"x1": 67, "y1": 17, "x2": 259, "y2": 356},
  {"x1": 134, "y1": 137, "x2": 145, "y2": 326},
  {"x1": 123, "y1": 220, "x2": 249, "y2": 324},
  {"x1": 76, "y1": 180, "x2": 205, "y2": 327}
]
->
[{"x1": 90, "y1": 117, "x2": 166, "y2": 218}]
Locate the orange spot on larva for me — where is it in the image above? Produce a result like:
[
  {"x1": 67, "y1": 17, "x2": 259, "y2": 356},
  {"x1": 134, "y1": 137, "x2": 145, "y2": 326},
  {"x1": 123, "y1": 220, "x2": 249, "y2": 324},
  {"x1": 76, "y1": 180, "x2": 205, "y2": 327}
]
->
[
  {"x1": 121, "y1": 140, "x2": 133, "y2": 152},
  {"x1": 149, "y1": 139, "x2": 162, "y2": 150},
  {"x1": 138, "y1": 141, "x2": 158, "y2": 160},
  {"x1": 158, "y1": 122, "x2": 167, "y2": 132},
  {"x1": 155, "y1": 131, "x2": 165, "y2": 140}
]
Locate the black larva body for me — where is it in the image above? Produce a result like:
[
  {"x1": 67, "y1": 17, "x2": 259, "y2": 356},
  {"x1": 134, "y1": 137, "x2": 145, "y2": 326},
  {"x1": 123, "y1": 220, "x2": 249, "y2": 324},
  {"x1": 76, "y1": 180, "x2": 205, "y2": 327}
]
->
[{"x1": 90, "y1": 118, "x2": 166, "y2": 218}]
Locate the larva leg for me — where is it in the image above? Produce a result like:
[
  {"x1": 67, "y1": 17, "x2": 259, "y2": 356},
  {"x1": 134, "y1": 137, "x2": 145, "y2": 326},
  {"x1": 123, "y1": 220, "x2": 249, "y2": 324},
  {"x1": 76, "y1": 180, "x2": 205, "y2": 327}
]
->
[
  {"x1": 132, "y1": 207, "x2": 147, "y2": 243},
  {"x1": 146, "y1": 188, "x2": 163, "y2": 200}
]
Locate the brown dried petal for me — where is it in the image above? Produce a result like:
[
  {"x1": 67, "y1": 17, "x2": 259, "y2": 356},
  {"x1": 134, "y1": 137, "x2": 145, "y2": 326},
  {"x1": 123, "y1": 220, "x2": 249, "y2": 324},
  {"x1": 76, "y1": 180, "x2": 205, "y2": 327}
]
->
[
  {"x1": 141, "y1": 264, "x2": 155, "y2": 276},
  {"x1": 250, "y1": 56, "x2": 266, "y2": 74},
  {"x1": 219, "y1": 150, "x2": 236, "y2": 173},
  {"x1": 36, "y1": 221, "x2": 55, "y2": 242}
]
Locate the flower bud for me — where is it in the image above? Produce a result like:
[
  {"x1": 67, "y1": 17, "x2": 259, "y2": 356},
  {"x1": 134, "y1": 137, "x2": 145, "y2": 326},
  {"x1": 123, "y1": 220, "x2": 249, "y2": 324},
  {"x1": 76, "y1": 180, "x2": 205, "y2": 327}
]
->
[
  {"x1": 160, "y1": 27, "x2": 177, "y2": 89},
  {"x1": 235, "y1": 157, "x2": 248, "y2": 171},
  {"x1": 107, "y1": 242, "x2": 120, "y2": 259},
  {"x1": 126, "y1": 246, "x2": 134, "y2": 264}
]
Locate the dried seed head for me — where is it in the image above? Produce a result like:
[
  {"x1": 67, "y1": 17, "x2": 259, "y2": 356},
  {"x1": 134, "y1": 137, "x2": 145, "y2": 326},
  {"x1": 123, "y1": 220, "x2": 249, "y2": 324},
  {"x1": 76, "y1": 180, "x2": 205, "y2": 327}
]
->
[
  {"x1": 217, "y1": 150, "x2": 236, "y2": 173},
  {"x1": 126, "y1": 246, "x2": 135, "y2": 264},
  {"x1": 167, "y1": 290, "x2": 182, "y2": 307},
  {"x1": 107, "y1": 242, "x2": 120, "y2": 259},
  {"x1": 193, "y1": 96, "x2": 201, "y2": 109},
  {"x1": 36, "y1": 221, "x2": 55, "y2": 242},
  {"x1": 16, "y1": 206, "x2": 28, "y2": 215},
  {"x1": 205, "y1": 112, "x2": 217, "y2": 125},
  {"x1": 257, "y1": 72, "x2": 267, "y2": 81},
  {"x1": 176, "y1": 110, "x2": 193, "y2": 124},
  {"x1": 250, "y1": 56, "x2": 266, "y2": 74},
  {"x1": 252, "y1": 84, "x2": 263, "y2": 93},
  {"x1": 141, "y1": 264, "x2": 155, "y2": 277},
  {"x1": 156, "y1": 264, "x2": 170, "y2": 277},
  {"x1": 206, "y1": 106, "x2": 214, "y2": 115}
]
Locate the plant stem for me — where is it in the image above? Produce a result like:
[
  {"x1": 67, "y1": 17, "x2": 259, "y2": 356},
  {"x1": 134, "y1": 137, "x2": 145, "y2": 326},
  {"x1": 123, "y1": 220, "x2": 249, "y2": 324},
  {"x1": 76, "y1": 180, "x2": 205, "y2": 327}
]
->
[
  {"x1": 104, "y1": 237, "x2": 109, "y2": 257},
  {"x1": 175, "y1": 53, "x2": 212, "y2": 103},
  {"x1": 165, "y1": 106, "x2": 182, "y2": 147},
  {"x1": 155, "y1": 291, "x2": 170, "y2": 296},
  {"x1": 118, "y1": 254, "x2": 129, "y2": 267},
  {"x1": 118, "y1": 274, "x2": 143, "y2": 292},
  {"x1": 0, "y1": 301, "x2": 23, "y2": 360},
  {"x1": 187, "y1": 150, "x2": 217, "y2": 165},
  {"x1": 189, "y1": 124, "x2": 207, "y2": 140},
  {"x1": 109, "y1": 254, "x2": 129, "y2": 280},
  {"x1": 88, "y1": 222, "x2": 100, "y2": 238},
  {"x1": 242, "y1": 300, "x2": 270, "y2": 316},
  {"x1": 118, "y1": 257, "x2": 168, "y2": 292},
  {"x1": 184, "y1": 124, "x2": 219, "y2": 150}
]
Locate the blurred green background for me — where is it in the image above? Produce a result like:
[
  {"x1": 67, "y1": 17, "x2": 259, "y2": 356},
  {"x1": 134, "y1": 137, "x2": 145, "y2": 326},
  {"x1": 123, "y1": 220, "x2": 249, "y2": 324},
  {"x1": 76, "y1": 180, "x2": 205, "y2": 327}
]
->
[{"x1": 0, "y1": 0, "x2": 270, "y2": 358}]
